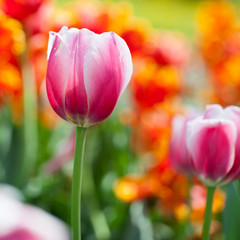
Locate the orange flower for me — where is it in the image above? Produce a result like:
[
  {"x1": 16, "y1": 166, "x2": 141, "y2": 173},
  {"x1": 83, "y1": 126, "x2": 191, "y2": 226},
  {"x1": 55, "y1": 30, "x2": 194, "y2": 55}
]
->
[
  {"x1": 132, "y1": 59, "x2": 181, "y2": 109},
  {"x1": 189, "y1": 184, "x2": 225, "y2": 238},
  {"x1": 114, "y1": 175, "x2": 153, "y2": 202},
  {"x1": 0, "y1": 12, "x2": 25, "y2": 122},
  {"x1": 190, "y1": 185, "x2": 226, "y2": 223},
  {"x1": 197, "y1": 0, "x2": 240, "y2": 105},
  {"x1": 214, "y1": 55, "x2": 240, "y2": 84},
  {"x1": 144, "y1": 32, "x2": 190, "y2": 67},
  {"x1": 197, "y1": 0, "x2": 238, "y2": 67},
  {"x1": 114, "y1": 160, "x2": 189, "y2": 220},
  {"x1": 197, "y1": 0, "x2": 236, "y2": 41},
  {"x1": 119, "y1": 18, "x2": 150, "y2": 54},
  {"x1": 128, "y1": 100, "x2": 183, "y2": 160}
]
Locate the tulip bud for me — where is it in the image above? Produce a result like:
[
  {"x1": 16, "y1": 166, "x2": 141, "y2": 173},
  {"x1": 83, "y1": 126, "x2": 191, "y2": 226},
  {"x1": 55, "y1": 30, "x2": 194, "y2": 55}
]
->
[
  {"x1": 46, "y1": 26, "x2": 133, "y2": 127},
  {"x1": 186, "y1": 104, "x2": 240, "y2": 186}
]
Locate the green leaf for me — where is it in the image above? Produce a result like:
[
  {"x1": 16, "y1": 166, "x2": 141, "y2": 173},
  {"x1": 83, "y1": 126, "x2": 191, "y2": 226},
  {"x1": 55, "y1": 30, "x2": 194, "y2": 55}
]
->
[{"x1": 223, "y1": 181, "x2": 240, "y2": 240}]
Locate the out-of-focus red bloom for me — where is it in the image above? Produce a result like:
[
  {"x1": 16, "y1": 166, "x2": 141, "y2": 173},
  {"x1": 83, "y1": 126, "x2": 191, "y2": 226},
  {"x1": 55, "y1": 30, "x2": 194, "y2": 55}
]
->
[
  {"x1": 190, "y1": 184, "x2": 225, "y2": 223},
  {"x1": 132, "y1": 59, "x2": 181, "y2": 109},
  {"x1": 115, "y1": 162, "x2": 226, "y2": 224},
  {"x1": 130, "y1": 32, "x2": 190, "y2": 110},
  {"x1": 115, "y1": 160, "x2": 189, "y2": 221},
  {"x1": 197, "y1": 0, "x2": 240, "y2": 106},
  {"x1": 76, "y1": 3, "x2": 110, "y2": 34},
  {"x1": 145, "y1": 33, "x2": 190, "y2": 67},
  {"x1": 25, "y1": 1, "x2": 54, "y2": 35},
  {"x1": 120, "y1": 19, "x2": 150, "y2": 54},
  {"x1": 149, "y1": 162, "x2": 189, "y2": 219},
  {"x1": 190, "y1": 184, "x2": 225, "y2": 239},
  {"x1": 129, "y1": 101, "x2": 183, "y2": 160},
  {"x1": 1, "y1": 0, "x2": 44, "y2": 22},
  {"x1": 0, "y1": 12, "x2": 25, "y2": 123}
]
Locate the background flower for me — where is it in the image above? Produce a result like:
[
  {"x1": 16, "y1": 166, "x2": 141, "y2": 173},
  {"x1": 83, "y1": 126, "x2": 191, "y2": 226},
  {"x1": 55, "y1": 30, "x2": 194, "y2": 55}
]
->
[{"x1": 0, "y1": 185, "x2": 70, "y2": 240}]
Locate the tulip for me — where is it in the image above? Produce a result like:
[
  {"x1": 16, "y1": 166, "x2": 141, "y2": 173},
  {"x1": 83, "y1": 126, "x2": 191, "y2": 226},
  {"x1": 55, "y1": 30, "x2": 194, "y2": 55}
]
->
[
  {"x1": 186, "y1": 104, "x2": 240, "y2": 186},
  {"x1": 46, "y1": 26, "x2": 133, "y2": 127},
  {"x1": 0, "y1": 184, "x2": 70, "y2": 240},
  {"x1": 170, "y1": 114, "x2": 196, "y2": 174},
  {"x1": 46, "y1": 26, "x2": 132, "y2": 240},
  {"x1": 186, "y1": 104, "x2": 240, "y2": 240}
]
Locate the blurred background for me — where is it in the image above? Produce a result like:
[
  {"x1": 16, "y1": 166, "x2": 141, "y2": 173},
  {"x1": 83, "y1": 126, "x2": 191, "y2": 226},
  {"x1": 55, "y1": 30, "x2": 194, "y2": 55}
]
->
[{"x1": 1, "y1": 0, "x2": 240, "y2": 239}]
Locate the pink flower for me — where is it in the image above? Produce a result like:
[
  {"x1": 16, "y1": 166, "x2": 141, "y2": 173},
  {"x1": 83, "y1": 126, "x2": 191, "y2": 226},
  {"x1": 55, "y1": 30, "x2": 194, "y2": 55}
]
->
[
  {"x1": 170, "y1": 114, "x2": 195, "y2": 174},
  {"x1": 0, "y1": 229, "x2": 40, "y2": 240},
  {"x1": 186, "y1": 104, "x2": 240, "y2": 186},
  {"x1": 0, "y1": 185, "x2": 70, "y2": 240},
  {"x1": 46, "y1": 26, "x2": 132, "y2": 127}
]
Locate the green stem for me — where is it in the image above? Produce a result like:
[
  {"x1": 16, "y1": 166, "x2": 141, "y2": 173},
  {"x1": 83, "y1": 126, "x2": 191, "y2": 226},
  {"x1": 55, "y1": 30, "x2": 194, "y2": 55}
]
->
[
  {"x1": 202, "y1": 186, "x2": 216, "y2": 240},
  {"x1": 71, "y1": 126, "x2": 88, "y2": 240},
  {"x1": 177, "y1": 176, "x2": 193, "y2": 240},
  {"x1": 22, "y1": 45, "x2": 38, "y2": 187}
]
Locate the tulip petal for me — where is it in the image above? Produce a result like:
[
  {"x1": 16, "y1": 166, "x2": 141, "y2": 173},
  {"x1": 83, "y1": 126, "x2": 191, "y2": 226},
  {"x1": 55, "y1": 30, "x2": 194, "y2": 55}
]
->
[
  {"x1": 187, "y1": 118, "x2": 236, "y2": 184},
  {"x1": 84, "y1": 32, "x2": 130, "y2": 123},
  {"x1": 112, "y1": 32, "x2": 133, "y2": 95},
  {"x1": 47, "y1": 26, "x2": 68, "y2": 60},
  {"x1": 46, "y1": 34, "x2": 70, "y2": 121},
  {"x1": 170, "y1": 115, "x2": 193, "y2": 173},
  {"x1": 204, "y1": 104, "x2": 223, "y2": 119},
  {"x1": 203, "y1": 105, "x2": 240, "y2": 182},
  {"x1": 223, "y1": 106, "x2": 240, "y2": 181},
  {"x1": 64, "y1": 28, "x2": 94, "y2": 123}
]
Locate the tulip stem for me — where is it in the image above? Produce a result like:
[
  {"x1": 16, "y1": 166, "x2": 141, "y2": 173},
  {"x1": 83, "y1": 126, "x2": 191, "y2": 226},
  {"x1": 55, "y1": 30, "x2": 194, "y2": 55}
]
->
[
  {"x1": 202, "y1": 186, "x2": 216, "y2": 240},
  {"x1": 71, "y1": 126, "x2": 88, "y2": 240}
]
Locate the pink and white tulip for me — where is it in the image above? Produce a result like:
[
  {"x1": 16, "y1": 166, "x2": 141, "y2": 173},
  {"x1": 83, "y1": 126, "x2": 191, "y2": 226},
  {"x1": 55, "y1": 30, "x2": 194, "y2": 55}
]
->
[
  {"x1": 170, "y1": 115, "x2": 194, "y2": 174},
  {"x1": 0, "y1": 185, "x2": 70, "y2": 240},
  {"x1": 46, "y1": 26, "x2": 133, "y2": 127},
  {"x1": 186, "y1": 104, "x2": 240, "y2": 186}
]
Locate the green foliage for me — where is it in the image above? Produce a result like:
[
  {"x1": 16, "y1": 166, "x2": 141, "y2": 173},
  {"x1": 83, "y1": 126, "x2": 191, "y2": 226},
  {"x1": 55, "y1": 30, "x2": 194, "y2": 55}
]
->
[{"x1": 223, "y1": 181, "x2": 240, "y2": 240}]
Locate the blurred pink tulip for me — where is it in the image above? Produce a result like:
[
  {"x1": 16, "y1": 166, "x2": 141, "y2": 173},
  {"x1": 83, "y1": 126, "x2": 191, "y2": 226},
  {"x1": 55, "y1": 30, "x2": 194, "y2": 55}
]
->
[
  {"x1": 0, "y1": 229, "x2": 40, "y2": 240},
  {"x1": 170, "y1": 114, "x2": 195, "y2": 174},
  {"x1": 46, "y1": 26, "x2": 132, "y2": 127},
  {"x1": 0, "y1": 185, "x2": 70, "y2": 240},
  {"x1": 186, "y1": 104, "x2": 240, "y2": 186}
]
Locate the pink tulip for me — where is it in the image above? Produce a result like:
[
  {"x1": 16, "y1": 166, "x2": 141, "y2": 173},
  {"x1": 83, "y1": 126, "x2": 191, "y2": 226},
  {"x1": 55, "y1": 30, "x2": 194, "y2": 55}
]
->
[
  {"x1": 0, "y1": 229, "x2": 40, "y2": 240},
  {"x1": 186, "y1": 104, "x2": 240, "y2": 186},
  {"x1": 46, "y1": 26, "x2": 133, "y2": 127},
  {"x1": 170, "y1": 114, "x2": 195, "y2": 174},
  {"x1": 0, "y1": 185, "x2": 70, "y2": 240}
]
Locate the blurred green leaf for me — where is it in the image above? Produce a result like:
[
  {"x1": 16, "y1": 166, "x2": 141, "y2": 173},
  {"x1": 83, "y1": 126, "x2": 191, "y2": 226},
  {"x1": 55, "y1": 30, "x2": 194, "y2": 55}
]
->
[
  {"x1": 4, "y1": 124, "x2": 24, "y2": 187},
  {"x1": 223, "y1": 181, "x2": 240, "y2": 240}
]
